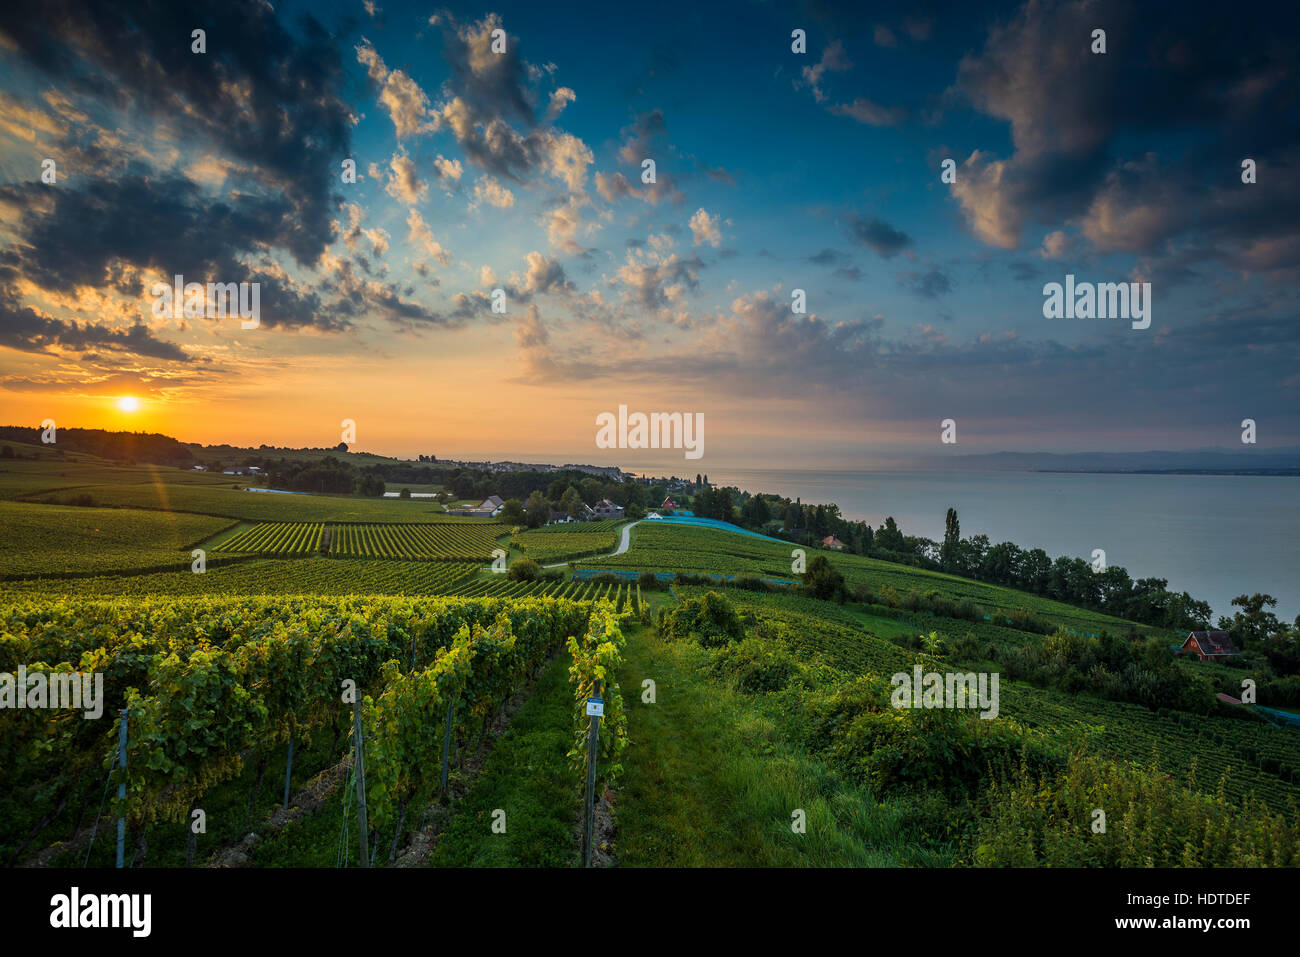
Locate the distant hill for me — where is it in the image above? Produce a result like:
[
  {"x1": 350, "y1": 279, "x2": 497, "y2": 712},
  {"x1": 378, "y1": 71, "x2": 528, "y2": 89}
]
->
[{"x1": 0, "y1": 426, "x2": 194, "y2": 466}]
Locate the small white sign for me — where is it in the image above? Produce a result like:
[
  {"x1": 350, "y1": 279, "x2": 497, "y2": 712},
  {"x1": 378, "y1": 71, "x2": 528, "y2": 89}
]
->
[{"x1": 585, "y1": 698, "x2": 604, "y2": 717}]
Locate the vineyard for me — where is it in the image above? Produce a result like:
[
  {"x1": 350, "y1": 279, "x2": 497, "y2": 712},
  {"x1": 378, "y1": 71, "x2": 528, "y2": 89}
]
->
[
  {"x1": 512, "y1": 520, "x2": 623, "y2": 563},
  {"x1": 329, "y1": 523, "x2": 507, "y2": 561},
  {"x1": 0, "y1": 501, "x2": 233, "y2": 578},
  {"x1": 1, "y1": 595, "x2": 628, "y2": 867},
  {"x1": 583, "y1": 521, "x2": 1147, "y2": 636},
  {"x1": 216, "y1": 522, "x2": 325, "y2": 556},
  {"x1": 0, "y1": 558, "x2": 481, "y2": 598}
]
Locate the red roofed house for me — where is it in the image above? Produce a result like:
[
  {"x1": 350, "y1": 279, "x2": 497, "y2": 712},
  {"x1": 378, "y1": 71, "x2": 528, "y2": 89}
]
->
[
  {"x1": 660, "y1": 496, "x2": 677, "y2": 513},
  {"x1": 1181, "y1": 630, "x2": 1240, "y2": 661},
  {"x1": 821, "y1": 535, "x2": 846, "y2": 551}
]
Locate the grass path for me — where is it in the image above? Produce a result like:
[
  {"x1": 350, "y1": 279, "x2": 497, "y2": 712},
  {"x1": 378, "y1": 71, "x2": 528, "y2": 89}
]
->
[
  {"x1": 613, "y1": 613, "x2": 925, "y2": 867},
  {"x1": 429, "y1": 652, "x2": 581, "y2": 867}
]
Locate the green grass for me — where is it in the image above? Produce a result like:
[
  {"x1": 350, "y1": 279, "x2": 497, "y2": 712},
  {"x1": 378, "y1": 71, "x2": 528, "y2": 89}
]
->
[
  {"x1": 430, "y1": 653, "x2": 581, "y2": 867},
  {"x1": 0, "y1": 500, "x2": 233, "y2": 577},
  {"x1": 614, "y1": 619, "x2": 936, "y2": 866},
  {"x1": 24, "y1": 482, "x2": 450, "y2": 523},
  {"x1": 584, "y1": 522, "x2": 1148, "y2": 636}
]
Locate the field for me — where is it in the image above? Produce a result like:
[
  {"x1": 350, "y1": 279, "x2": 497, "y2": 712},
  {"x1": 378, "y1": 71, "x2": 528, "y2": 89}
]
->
[
  {"x1": 583, "y1": 522, "x2": 1152, "y2": 636},
  {"x1": 2, "y1": 449, "x2": 1297, "y2": 870},
  {"x1": 0, "y1": 501, "x2": 234, "y2": 577},
  {"x1": 22, "y1": 481, "x2": 450, "y2": 523},
  {"x1": 512, "y1": 520, "x2": 623, "y2": 563},
  {"x1": 328, "y1": 522, "x2": 507, "y2": 561}
]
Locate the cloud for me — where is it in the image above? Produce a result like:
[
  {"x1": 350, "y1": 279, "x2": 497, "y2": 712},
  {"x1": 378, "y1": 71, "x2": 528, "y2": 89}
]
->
[
  {"x1": 356, "y1": 39, "x2": 435, "y2": 139},
  {"x1": 406, "y1": 209, "x2": 451, "y2": 265},
  {"x1": 829, "y1": 97, "x2": 906, "y2": 126},
  {"x1": 434, "y1": 155, "x2": 464, "y2": 183},
  {"x1": 384, "y1": 153, "x2": 428, "y2": 205},
  {"x1": 471, "y1": 175, "x2": 515, "y2": 209},
  {"x1": 846, "y1": 214, "x2": 912, "y2": 258},
  {"x1": 948, "y1": 0, "x2": 1300, "y2": 273},
  {"x1": 522, "y1": 251, "x2": 570, "y2": 294},
  {"x1": 689, "y1": 208, "x2": 722, "y2": 248},
  {"x1": 897, "y1": 267, "x2": 953, "y2": 298},
  {"x1": 797, "y1": 41, "x2": 851, "y2": 103}
]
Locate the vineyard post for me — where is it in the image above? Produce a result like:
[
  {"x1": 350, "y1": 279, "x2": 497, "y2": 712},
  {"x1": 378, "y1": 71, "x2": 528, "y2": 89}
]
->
[
  {"x1": 439, "y1": 698, "x2": 454, "y2": 798},
  {"x1": 115, "y1": 707, "x2": 127, "y2": 869},
  {"x1": 283, "y1": 736, "x2": 294, "y2": 809},
  {"x1": 352, "y1": 697, "x2": 370, "y2": 867},
  {"x1": 582, "y1": 678, "x2": 602, "y2": 867}
]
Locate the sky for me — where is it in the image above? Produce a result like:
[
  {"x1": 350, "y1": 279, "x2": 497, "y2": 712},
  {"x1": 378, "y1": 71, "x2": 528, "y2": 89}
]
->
[{"x1": 0, "y1": 0, "x2": 1297, "y2": 470}]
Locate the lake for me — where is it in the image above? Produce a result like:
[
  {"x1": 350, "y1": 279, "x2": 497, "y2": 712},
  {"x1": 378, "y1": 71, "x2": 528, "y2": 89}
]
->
[{"x1": 701, "y1": 468, "x2": 1300, "y2": 622}]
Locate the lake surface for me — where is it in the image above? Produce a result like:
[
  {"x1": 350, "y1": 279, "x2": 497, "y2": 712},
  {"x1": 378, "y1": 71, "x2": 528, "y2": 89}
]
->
[{"x1": 702, "y1": 469, "x2": 1300, "y2": 622}]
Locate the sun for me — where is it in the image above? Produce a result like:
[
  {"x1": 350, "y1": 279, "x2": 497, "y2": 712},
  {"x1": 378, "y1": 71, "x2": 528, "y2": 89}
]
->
[{"x1": 117, "y1": 396, "x2": 140, "y2": 413}]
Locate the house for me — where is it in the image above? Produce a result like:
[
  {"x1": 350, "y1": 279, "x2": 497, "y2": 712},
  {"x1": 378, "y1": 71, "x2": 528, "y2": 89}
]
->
[
  {"x1": 1181, "y1": 630, "x2": 1240, "y2": 661},
  {"x1": 592, "y1": 498, "x2": 625, "y2": 520},
  {"x1": 450, "y1": 494, "x2": 505, "y2": 518},
  {"x1": 191, "y1": 465, "x2": 208, "y2": 471},
  {"x1": 660, "y1": 496, "x2": 678, "y2": 513},
  {"x1": 548, "y1": 509, "x2": 573, "y2": 524},
  {"x1": 821, "y1": 535, "x2": 846, "y2": 550}
]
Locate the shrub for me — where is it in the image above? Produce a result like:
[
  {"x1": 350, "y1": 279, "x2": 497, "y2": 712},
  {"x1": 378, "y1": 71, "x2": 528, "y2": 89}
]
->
[
  {"x1": 507, "y1": 558, "x2": 541, "y2": 581},
  {"x1": 661, "y1": 591, "x2": 745, "y2": 648}
]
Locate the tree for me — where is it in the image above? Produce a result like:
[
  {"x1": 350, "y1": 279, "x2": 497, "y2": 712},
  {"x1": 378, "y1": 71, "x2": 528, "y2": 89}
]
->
[
  {"x1": 940, "y1": 507, "x2": 961, "y2": 571},
  {"x1": 335, "y1": 442, "x2": 348, "y2": 452},
  {"x1": 399, "y1": 488, "x2": 411, "y2": 499},
  {"x1": 524, "y1": 491, "x2": 548, "y2": 528},
  {"x1": 876, "y1": 516, "x2": 905, "y2": 552},
  {"x1": 499, "y1": 498, "x2": 526, "y2": 525},
  {"x1": 1219, "y1": 594, "x2": 1282, "y2": 648},
  {"x1": 802, "y1": 554, "x2": 846, "y2": 602}
]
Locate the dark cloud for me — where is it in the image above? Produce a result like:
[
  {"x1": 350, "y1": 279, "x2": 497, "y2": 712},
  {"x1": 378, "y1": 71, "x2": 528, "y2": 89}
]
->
[
  {"x1": 846, "y1": 214, "x2": 912, "y2": 258},
  {"x1": 0, "y1": 0, "x2": 352, "y2": 268},
  {"x1": 951, "y1": 0, "x2": 1300, "y2": 272},
  {"x1": 898, "y1": 268, "x2": 953, "y2": 298}
]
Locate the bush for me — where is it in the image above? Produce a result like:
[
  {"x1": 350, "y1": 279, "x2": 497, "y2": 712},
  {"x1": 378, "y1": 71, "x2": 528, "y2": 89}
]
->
[
  {"x1": 712, "y1": 636, "x2": 799, "y2": 693},
  {"x1": 638, "y1": 571, "x2": 660, "y2": 591},
  {"x1": 661, "y1": 592, "x2": 745, "y2": 648},
  {"x1": 801, "y1": 555, "x2": 846, "y2": 602},
  {"x1": 507, "y1": 558, "x2": 541, "y2": 581}
]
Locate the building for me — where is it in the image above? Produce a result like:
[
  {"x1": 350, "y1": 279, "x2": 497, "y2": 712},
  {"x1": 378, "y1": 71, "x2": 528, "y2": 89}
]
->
[
  {"x1": 1181, "y1": 630, "x2": 1240, "y2": 661},
  {"x1": 821, "y1": 535, "x2": 846, "y2": 550},
  {"x1": 592, "y1": 498, "x2": 625, "y2": 520},
  {"x1": 661, "y1": 496, "x2": 678, "y2": 512},
  {"x1": 449, "y1": 494, "x2": 505, "y2": 518}
]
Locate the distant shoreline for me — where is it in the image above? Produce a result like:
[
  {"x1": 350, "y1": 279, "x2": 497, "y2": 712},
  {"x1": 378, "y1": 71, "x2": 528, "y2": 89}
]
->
[{"x1": 1035, "y1": 468, "x2": 1300, "y2": 477}]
